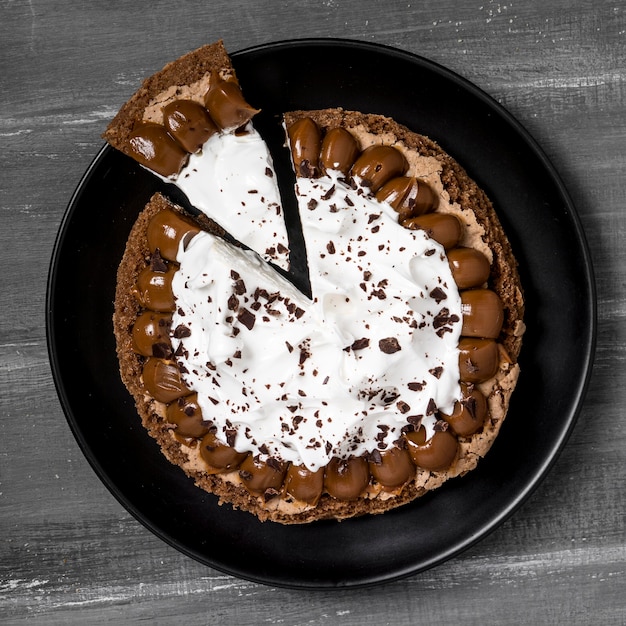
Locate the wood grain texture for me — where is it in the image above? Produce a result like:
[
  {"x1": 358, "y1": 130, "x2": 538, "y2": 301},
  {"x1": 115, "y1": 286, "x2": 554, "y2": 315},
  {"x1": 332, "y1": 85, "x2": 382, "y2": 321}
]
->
[{"x1": 1, "y1": 0, "x2": 625, "y2": 624}]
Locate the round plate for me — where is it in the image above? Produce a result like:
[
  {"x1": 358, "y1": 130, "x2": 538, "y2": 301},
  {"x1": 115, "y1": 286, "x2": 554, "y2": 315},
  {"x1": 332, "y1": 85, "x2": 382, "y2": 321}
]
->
[{"x1": 46, "y1": 39, "x2": 595, "y2": 588}]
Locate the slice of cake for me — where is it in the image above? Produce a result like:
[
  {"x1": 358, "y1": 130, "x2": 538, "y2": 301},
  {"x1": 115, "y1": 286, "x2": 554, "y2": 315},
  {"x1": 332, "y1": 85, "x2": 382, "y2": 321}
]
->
[
  {"x1": 103, "y1": 40, "x2": 290, "y2": 270},
  {"x1": 107, "y1": 43, "x2": 524, "y2": 524}
]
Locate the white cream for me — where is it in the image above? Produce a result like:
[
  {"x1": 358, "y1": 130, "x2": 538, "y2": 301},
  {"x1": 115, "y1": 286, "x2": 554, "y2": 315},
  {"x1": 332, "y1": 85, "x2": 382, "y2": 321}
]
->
[
  {"x1": 170, "y1": 170, "x2": 462, "y2": 472},
  {"x1": 173, "y1": 124, "x2": 290, "y2": 270}
]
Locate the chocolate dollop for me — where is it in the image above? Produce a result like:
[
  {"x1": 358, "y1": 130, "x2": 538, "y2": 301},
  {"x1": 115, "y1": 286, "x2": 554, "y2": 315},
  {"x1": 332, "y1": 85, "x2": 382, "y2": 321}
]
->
[
  {"x1": 288, "y1": 118, "x2": 322, "y2": 178},
  {"x1": 350, "y1": 145, "x2": 408, "y2": 192},
  {"x1": 127, "y1": 122, "x2": 189, "y2": 177},
  {"x1": 163, "y1": 99, "x2": 218, "y2": 153},
  {"x1": 204, "y1": 72, "x2": 259, "y2": 130},
  {"x1": 320, "y1": 127, "x2": 360, "y2": 175},
  {"x1": 401, "y1": 213, "x2": 462, "y2": 249}
]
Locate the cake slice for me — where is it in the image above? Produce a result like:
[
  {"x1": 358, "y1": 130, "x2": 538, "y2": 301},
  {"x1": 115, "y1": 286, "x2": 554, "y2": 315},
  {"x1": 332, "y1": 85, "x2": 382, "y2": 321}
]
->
[{"x1": 103, "y1": 41, "x2": 290, "y2": 270}]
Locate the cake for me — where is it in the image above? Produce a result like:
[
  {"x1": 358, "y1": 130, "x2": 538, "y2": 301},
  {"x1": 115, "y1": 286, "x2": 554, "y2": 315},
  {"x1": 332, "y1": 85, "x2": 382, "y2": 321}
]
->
[{"x1": 105, "y1": 41, "x2": 524, "y2": 523}]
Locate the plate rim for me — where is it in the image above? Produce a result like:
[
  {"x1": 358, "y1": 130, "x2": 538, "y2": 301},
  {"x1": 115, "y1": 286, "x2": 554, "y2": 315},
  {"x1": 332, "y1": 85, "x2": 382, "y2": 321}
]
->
[{"x1": 46, "y1": 37, "x2": 597, "y2": 589}]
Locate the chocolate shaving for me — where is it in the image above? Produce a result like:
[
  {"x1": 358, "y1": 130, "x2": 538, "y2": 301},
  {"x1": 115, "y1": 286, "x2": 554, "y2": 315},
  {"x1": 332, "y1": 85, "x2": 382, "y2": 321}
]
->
[
  {"x1": 266, "y1": 457, "x2": 282, "y2": 471},
  {"x1": 237, "y1": 308, "x2": 256, "y2": 330},
  {"x1": 461, "y1": 395, "x2": 478, "y2": 419},
  {"x1": 299, "y1": 348, "x2": 309, "y2": 365},
  {"x1": 151, "y1": 342, "x2": 172, "y2": 359},
  {"x1": 264, "y1": 487, "x2": 280, "y2": 502},
  {"x1": 233, "y1": 278, "x2": 246, "y2": 295},
  {"x1": 299, "y1": 159, "x2": 316, "y2": 178},
  {"x1": 173, "y1": 324, "x2": 191, "y2": 339},
  {"x1": 150, "y1": 249, "x2": 167, "y2": 273},
  {"x1": 368, "y1": 449, "x2": 383, "y2": 465},
  {"x1": 433, "y1": 308, "x2": 452, "y2": 329},
  {"x1": 382, "y1": 390, "x2": 400, "y2": 404},
  {"x1": 321, "y1": 184, "x2": 336, "y2": 200},
  {"x1": 429, "y1": 366, "x2": 443, "y2": 379},
  {"x1": 350, "y1": 337, "x2": 370, "y2": 351},
  {"x1": 396, "y1": 400, "x2": 411, "y2": 414},
  {"x1": 379, "y1": 337, "x2": 401, "y2": 354},
  {"x1": 430, "y1": 287, "x2": 447, "y2": 303},
  {"x1": 225, "y1": 429, "x2": 237, "y2": 447},
  {"x1": 394, "y1": 437, "x2": 408, "y2": 449}
]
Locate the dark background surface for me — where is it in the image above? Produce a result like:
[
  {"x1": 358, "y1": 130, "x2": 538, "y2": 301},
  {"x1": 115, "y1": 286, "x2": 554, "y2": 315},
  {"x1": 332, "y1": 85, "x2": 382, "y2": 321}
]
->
[{"x1": 1, "y1": 1, "x2": 624, "y2": 624}]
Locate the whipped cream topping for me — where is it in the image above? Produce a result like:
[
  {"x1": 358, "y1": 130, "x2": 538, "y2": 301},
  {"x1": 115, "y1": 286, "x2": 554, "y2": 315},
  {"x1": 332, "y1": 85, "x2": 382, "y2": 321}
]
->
[
  {"x1": 170, "y1": 169, "x2": 462, "y2": 471},
  {"x1": 173, "y1": 124, "x2": 290, "y2": 270}
]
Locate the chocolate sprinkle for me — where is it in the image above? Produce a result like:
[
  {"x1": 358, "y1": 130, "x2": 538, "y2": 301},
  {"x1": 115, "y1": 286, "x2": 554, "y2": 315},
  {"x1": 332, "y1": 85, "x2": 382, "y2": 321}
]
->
[
  {"x1": 461, "y1": 395, "x2": 478, "y2": 419},
  {"x1": 429, "y1": 366, "x2": 443, "y2": 379},
  {"x1": 407, "y1": 415, "x2": 423, "y2": 426},
  {"x1": 266, "y1": 457, "x2": 282, "y2": 471},
  {"x1": 225, "y1": 429, "x2": 237, "y2": 447},
  {"x1": 396, "y1": 400, "x2": 411, "y2": 414},
  {"x1": 321, "y1": 184, "x2": 336, "y2": 200},
  {"x1": 237, "y1": 308, "x2": 256, "y2": 330},
  {"x1": 150, "y1": 249, "x2": 168, "y2": 273},
  {"x1": 151, "y1": 342, "x2": 172, "y2": 359},
  {"x1": 430, "y1": 287, "x2": 447, "y2": 304},
  {"x1": 264, "y1": 487, "x2": 280, "y2": 502},
  {"x1": 173, "y1": 324, "x2": 191, "y2": 339},
  {"x1": 351, "y1": 337, "x2": 370, "y2": 351},
  {"x1": 299, "y1": 159, "x2": 316, "y2": 178},
  {"x1": 233, "y1": 278, "x2": 246, "y2": 295},
  {"x1": 368, "y1": 449, "x2": 383, "y2": 465},
  {"x1": 379, "y1": 337, "x2": 401, "y2": 354}
]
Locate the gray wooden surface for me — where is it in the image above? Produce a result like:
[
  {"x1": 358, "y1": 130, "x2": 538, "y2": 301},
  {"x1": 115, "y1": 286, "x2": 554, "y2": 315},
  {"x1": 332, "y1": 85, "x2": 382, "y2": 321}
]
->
[{"x1": 1, "y1": 0, "x2": 624, "y2": 623}]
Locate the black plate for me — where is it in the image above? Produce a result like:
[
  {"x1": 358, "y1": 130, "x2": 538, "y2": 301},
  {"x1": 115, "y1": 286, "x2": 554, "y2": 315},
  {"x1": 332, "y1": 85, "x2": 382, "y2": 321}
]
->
[{"x1": 46, "y1": 39, "x2": 596, "y2": 589}]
